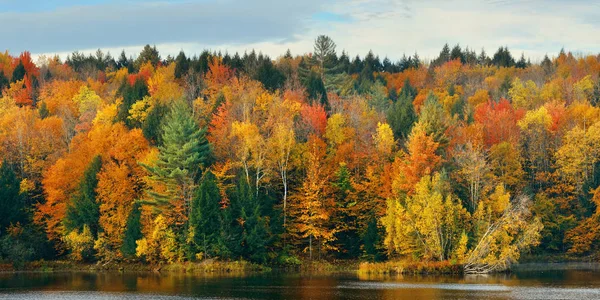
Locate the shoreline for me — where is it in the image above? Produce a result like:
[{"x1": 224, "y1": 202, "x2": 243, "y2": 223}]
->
[{"x1": 2, "y1": 258, "x2": 599, "y2": 276}]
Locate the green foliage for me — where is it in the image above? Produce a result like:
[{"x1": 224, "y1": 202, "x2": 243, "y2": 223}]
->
[
  {"x1": 190, "y1": 171, "x2": 223, "y2": 258},
  {"x1": 142, "y1": 102, "x2": 168, "y2": 145},
  {"x1": 117, "y1": 78, "x2": 149, "y2": 127},
  {"x1": 135, "y1": 44, "x2": 161, "y2": 69},
  {"x1": 11, "y1": 61, "x2": 25, "y2": 83},
  {"x1": 121, "y1": 202, "x2": 143, "y2": 258},
  {"x1": 38, "y1": 101, "x2": 49, "y2": 119},
  {"x1": 64, "y1": 156, "x2": 102, "y2": 237},
  {"x1": 143, "y1": 100, "x2": 210, "y2": 212},
  {"x1": 0, "y1": 161, "x2": 25, "y2": 231},
  {"x1": 224, "y1": 177, "x2": 270, "y2": 263},
  {"x1": 387, "y1": 81, "x2": 417, "y2": 139}
]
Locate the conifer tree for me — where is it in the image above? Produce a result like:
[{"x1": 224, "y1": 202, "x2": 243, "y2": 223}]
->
[
  {"x1": 0, "y1": 161, "x2": 24, "y2": 232},
  {"x1": 64, "y1": 156, "x2": 102, "y2": 238},
  {"x1": 143, "y1": 100, "x2": 210, "y2": 221},
  {"x1": 190, "y1": 171, "x2": 223, "y2": 258}
]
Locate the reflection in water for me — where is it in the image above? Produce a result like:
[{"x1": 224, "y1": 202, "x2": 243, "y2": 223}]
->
[{"x1": 1, "y1": 267, "x2": 600, "y2": 299}]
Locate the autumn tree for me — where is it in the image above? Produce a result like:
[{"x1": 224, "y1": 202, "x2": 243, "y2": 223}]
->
[
  {"x1": 383, "y1": 172, "x2": 468, "y2": 261},
  {"x1": 64, "y1": 156, "x2": 102, "y2": 238},
  {"x1": 142, "y1": 100, "x2": 210, "y2": 225},
  {"x1": 466, "y1": 187, "x2": 542, "y2": 273},
  {"x1": 289, "y1": 136, "x2": 335, "y2": 260}
]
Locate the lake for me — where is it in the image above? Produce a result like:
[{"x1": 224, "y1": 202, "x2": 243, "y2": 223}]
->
[{"x1": 1, "y1": 264, "x2": 600, "y2": 299}]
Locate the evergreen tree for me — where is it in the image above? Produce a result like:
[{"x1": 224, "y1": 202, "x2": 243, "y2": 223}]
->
[
  {"x1": 120, "y1": 202, "x2": 142, "y2": 258},
  {"x1": 0, "y1": 161, "x2": 24, "y2": 232},
  {"x1": 190, "y1": 171, "x2": 223, "y2": 258},
  {"x1": 432, "y1": 43, "x2": 451, "y2": 67},
  {"x1": 174, "y1": 51, "x2": 189, "y2": 79},
  {"x1": 143, "y1": 101, "x2": 210, "y2": 219},
  {"x1": 255, "y1": 56, "x2": 285, "y2": 91},
  {"x1": 478, "y1": 48, "x2": 490, "y2": 66},
  {"x1": 135, "y1": 44, "x2": 161, "y2": 69},
  {"x1": 362, "y1": 216, "x2": 383, "y2": 261},
  {"x1": 117, "y1": 50, "x2": 133, "y2": 72},
  {"x1": 142, "y1": 102, "x2": 168, "y2": 145},
  {"x1": 11, "y1": 61, "x2": 25, "y2": 83},
  {"x1": 492, "y1": 46, "x2": 515, "y2": 67},
  {"x1": 38, "y1": 101, "x2": 49, "y2": 119},
  {"x1": 332, "y1": 163, "x2": 361, "y2": 259},
  {"x1": 450, "y1": 44, "x2": 465, "y2": 63},
  {"x1": 516, "y1": 53, "x2": 528, "y2": 69},
  {"x1": 387, "y1": 79, "x2": 417, "y2": 139},
  {"x1": 117, "y1": 78, "x2": 149, "y2": 127},
  {"x1": 64, "y1": 156, "x2": 102, "y2": 237},
  {"x1": 0, "y1": 71, "x2": 8, "y2": 91},
  {"x1": 224, "y1": 177, "x2": 269, "y2": 263}
]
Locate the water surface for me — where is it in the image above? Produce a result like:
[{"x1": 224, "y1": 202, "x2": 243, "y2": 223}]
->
[{"x1": 2, "y1": 265, "x2": 600, "y2": 299}]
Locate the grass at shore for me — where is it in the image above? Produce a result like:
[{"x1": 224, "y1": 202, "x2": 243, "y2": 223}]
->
[{"x1": 358, "y1": 260, "x2": 463, "y2": 276}]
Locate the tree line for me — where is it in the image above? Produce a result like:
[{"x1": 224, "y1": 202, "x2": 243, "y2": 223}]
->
[{"x1": 0, "y1": 36, "x2": 599, "y2": 272}]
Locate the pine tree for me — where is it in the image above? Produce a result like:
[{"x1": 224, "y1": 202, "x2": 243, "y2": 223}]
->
[
  {"x1": 174, "y1": 51, "x2": 189, "y2": 79},
  {"x1": 387, "y1": 79, "x2": 417, "y2": 139},
  {"x1": 143, "y1": 100, "x2": 210, "y2": 221},
  {"x1": 190, "y1": 171, "x2": 223, "y2": 258},
  {"x1": 64, "y1": 156, "x2": 102, "y2": 238},
  {"x1": 224, "y1": 177, "x2": 269, "y2": 263},
  {"x1": 142, "y1": 102, "x2": 168, "y2": 145},
  {"x1": 120, "y1": 202, "x2": 142, "y2": 258},
  {"x1": 0, "y1": 161, "x2": 24, "y2": 232},
  {"x1": 117, "y1": 78, "x2": 149, "y2": 127},
  {"x1": 135, "y1": 44, "x2": 161, "y2": 69},
  {"x1": 0, "y1": 71, "x2": 8, "y2": 91},
  {"x1": 11, "y1": 61, "x2": 25, "y2": 83}
]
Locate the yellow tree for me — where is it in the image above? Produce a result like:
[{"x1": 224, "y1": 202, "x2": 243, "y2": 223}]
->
[
  {"x1": 289, "y1": 135, "x2": 335, "y2": 260},
  {"x1": 465, "y1": 186, "x2": 542, "y2": 273},
  {"x1": 382, "y1": 173, "x2": 468, "y2": 261}
]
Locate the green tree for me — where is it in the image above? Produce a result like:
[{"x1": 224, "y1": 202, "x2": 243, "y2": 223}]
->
[
  {"x1": 117, "y1": 78, "x2": 149, "y2": 127},
  {"x1": 224, "y1": 177, "x2": 269, "y2": 263},
  {"x1": 387, "y1": 79, "x2": 417, "y2": 139},
  {"x1": 64, "y1": 156, "x2": 103, "y2": 238},
  {"x1": 135, "y1": 44, "x2": 161, "y2": 69},
  {"x1": 190, "y1": 171, "x2": 223, "y2": 258},
  {"x1": 143, "y1": 101, "x2": 210, "y2": 220},
  {"x1": 0, "y1": 161, "x2": 24, "y2": 232},
  {"x1": 174, "y1": 51, "x2": 189, "y2": 79},
  {"x1": 121, "y1": 202, "x2": 142, "y2": 258},
  {"x1": 11, "y1": 61, "x2": 25, "y2": 83}
]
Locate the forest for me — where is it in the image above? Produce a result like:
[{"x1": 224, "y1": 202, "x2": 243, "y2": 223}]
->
[{"x1": 1, "y1": 36, "x2": 599, "y2": 273}]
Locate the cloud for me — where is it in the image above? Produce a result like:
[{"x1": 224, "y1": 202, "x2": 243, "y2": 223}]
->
[
  {"x1": 0, "y1": 0, "x2": 325, "y2": 54},
  {"x1": 5, "y1": 0, "x2": 599, "y2": 62}
]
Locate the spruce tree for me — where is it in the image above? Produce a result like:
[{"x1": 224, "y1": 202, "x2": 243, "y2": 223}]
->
[
  {"x1": 174, "y1": 51, "x2": 189, "y2": 79},
  {"x1": 224, "y1": 177, "x2": 269, "y2": 263},
  {"x1": 0, "y1": 161, "x2": 24, "y2": 232},
  {"x1": 117, "y1": 78, "x2": 149, "y2": 127},
  {"x1": 190, "y1": 171, "x2": 222, "y2": 258},
  {"x1": 64, "y1": 156, "x2": 102, "y2": 237},
  {"x1": 143, "y1": 100, "x2": 210, "y2": 219},
  {"x1": 121, "y1": 202, "x2": 142, "y2": 258},
  {"x1": 11, "y1": 61, "x2": 25, "y2": 83},
  {"x1": 386, "y1": 79, "x2": 417, "y2": 139}
]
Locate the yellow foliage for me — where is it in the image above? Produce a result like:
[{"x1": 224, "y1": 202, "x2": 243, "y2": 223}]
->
[{"x1": 373, "y1": 122, "x2": 395, "y2": 156}]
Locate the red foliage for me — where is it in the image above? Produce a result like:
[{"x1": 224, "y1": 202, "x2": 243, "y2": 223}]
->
[{"x1": 474, "y1": 99, "x2": 524, "y2": 147}]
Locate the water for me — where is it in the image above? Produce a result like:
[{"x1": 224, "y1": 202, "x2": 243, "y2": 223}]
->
[{"x1": 1, "y1": 265, "x2": 600, "y2": 299}]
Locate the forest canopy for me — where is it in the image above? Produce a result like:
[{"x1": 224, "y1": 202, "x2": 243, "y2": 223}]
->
[{"x1": 1, "y1": 37, "x2": 599, "y2": 273}]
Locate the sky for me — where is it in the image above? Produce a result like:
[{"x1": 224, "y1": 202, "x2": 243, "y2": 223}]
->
[{"x1": 1, "y1": 0, "x2": 600, "y2": 63}]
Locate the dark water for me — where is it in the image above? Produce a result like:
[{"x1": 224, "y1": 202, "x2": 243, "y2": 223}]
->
[{"x1": 2, "y1": 265, "x2": 600, "y2": 299}]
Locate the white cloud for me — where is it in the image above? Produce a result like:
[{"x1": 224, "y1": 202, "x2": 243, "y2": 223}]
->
[{"x1": 22, "y1": 0, "x2": 600, "y2": 62}]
